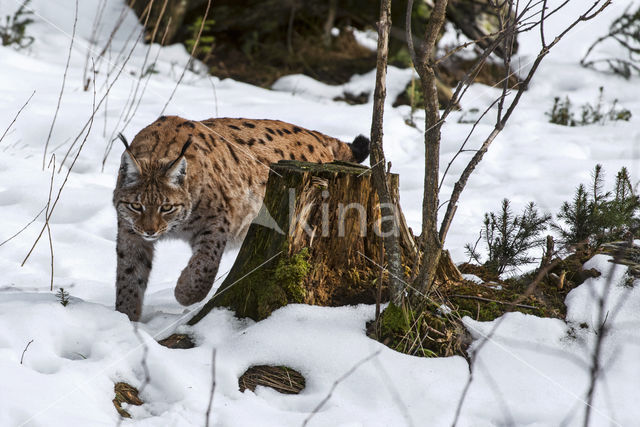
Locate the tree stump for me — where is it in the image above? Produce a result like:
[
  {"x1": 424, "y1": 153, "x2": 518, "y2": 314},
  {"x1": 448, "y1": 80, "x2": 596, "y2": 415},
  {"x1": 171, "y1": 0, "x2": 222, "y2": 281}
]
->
[{"x1": 189, "y1": 160, "x2": 419, "y2": 323}]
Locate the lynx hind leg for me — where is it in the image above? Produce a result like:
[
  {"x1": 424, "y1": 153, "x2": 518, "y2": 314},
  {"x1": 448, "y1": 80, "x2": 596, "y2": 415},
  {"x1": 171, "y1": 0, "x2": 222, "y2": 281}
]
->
[
  {"x1": 175, "y1": 231, "x2": 227, "y2": 306},
  {"x1": 115, "y1": 228, "x2": 154, "y2": 321}
]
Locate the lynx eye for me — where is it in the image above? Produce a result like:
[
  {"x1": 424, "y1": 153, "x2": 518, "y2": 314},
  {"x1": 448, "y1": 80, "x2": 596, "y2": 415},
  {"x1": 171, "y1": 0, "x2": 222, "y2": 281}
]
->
[
  {"x1": 129, "y1": 202, "x2": 143, "y2": 212},
  {"x1": 159, "y1": 204, "x2": 174, "y2": 213}
]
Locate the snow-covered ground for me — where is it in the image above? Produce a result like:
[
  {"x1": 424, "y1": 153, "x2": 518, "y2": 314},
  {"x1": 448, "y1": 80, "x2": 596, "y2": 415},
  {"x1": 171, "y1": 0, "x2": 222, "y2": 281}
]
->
[{"x1": 1, "y1": 0, "x2": 639, "y2": 426}]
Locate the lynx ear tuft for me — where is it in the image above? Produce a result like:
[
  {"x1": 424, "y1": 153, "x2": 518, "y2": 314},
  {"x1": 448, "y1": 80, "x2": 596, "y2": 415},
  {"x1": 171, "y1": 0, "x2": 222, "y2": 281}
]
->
[
  {"x1": 165, "y1": 137, "x2": 191, "y2": 186},
  {"x1": 167, "y1": 156, "x2": 187, "y2": 186},
  {"x1": 120, "y1": 151, "x2": 141, "y2": 186}
]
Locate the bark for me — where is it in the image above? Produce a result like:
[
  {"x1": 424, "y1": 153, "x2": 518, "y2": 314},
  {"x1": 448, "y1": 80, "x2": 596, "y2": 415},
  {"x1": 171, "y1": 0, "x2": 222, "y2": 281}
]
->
[
  {"x1": 413, "y1": 0, "x2": 450, "y2": 294},
  {"x1": 189, "y1": 160, "x2": 416, "y2": 323},
  {"x1": 370, "y1": 0, "x2": 404, "y2": 304}
]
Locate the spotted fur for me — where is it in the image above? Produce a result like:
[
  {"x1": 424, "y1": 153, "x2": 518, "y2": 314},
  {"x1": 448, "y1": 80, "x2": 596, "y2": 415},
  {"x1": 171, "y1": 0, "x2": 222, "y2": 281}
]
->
[{"x1": 113, "y1": 115, "x2": 370, "y2": 320}]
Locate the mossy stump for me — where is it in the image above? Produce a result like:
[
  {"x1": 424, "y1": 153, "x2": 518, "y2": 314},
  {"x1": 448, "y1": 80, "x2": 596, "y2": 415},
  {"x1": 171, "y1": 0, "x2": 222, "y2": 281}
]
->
[{"x1": 189, "y1": 160, "x2": 417, "y2": 323}]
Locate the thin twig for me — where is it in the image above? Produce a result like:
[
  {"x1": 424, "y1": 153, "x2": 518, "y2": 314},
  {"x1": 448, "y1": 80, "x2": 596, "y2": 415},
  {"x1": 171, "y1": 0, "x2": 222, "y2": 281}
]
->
[
  {"x1": 45, "y1": 154, "x2": 56, "y2": 291},
  {"x1": 42, "y1": 0, "x2": 78, "y2": 170},
  {"x1": 302, "y1": 350, "x2": 382, "y2": 427},
  {"x1": 439, "y1": 0, "x2": 612, "y2": 245},
  {"x1": 160, "y1": 0, "x2": 212, "y2": 115},
  {"x1": 59, "y1": 23, "x2": 145, "y2": 171},
  {"x1": 0, "y1": 206, "x2": 46, "y2": 248},
  {"x1": 20, "y1": 340, "x2": 34, "y2": 365},
  {"x1": 102, "y1": 14, "x2": 173, "y2": 170},
  {"x1": 0, "y1": 90, "x2": 35, "y2": 145},
  {"x1": 205, "y1": 348, "x2": 217, "y2": 427},
  {"x1": 116, "y1": 322, "x2": 151, "y2": 426},
  {"x1": 82, "y1": 0, "x2": 107, "y2": 90},
  {"x1": 208, "y1": 76, "x2": 219, "y2": 118},
  {"x1": 438, "y1": 96, "x2": 501, "y2": 192},
  {"x1": 22, "y1": 61, "x2": 97, "y2": 267},
  {"x1": 122, "y1": 0, "x2": 160, "y2": 123},
  {"x1": 449, "y1": 294, "x2": 539, "y2": 311},
  {"x1": 583, "y1": 242, "x2": 632, "y2": 427}
]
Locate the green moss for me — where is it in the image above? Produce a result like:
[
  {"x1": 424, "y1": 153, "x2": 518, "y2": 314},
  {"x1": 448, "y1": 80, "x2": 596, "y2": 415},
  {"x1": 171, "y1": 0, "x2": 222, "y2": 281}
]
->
[
  {"x1": 275, "y1": 248, "x2": 310, "y2": 303},
  {"x1": 214, "y1": 248, "x2": 311, "y2": 321},
  {"x1": 379, "y1": 303, "x2": 409, "y2": 338},
  {"x1": 374, "y1": 301, "x2": 466, "y2": 358}
]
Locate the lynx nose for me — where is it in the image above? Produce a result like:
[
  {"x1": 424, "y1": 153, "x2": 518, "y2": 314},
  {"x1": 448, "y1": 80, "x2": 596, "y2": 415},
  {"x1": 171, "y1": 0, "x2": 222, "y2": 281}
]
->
[{"x1": 141, "y1": 229, "x2": 159, "y2": 241}]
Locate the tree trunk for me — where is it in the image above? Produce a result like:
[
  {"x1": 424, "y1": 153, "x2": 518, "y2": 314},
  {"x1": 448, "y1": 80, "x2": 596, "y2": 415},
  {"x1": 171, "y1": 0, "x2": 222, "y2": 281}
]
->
[
  {"x1": 370, "y1": 0, "x2": 404, "y2": 304},
  {"x1": 413, "y1": 0, "x2": 449, "y2": 294},
  {"x1": 189, "y1": 160, "x2": 418, "y2": 324}
]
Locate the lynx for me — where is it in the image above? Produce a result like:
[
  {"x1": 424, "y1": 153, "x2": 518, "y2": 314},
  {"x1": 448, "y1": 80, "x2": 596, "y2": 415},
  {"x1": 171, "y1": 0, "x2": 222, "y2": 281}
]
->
[{"x1": 113, "y1": 115, "x2": 370, "y2": 320}]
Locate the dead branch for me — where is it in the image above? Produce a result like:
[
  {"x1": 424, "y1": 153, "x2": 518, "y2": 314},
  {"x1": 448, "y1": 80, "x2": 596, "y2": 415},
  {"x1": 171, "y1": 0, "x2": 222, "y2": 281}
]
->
[
  {"x1": 205, "y1": 348, "x2": 217, "y2": 427},
  {"x1": 449, "y1": 294, "x2": 539, "y2": 311},
  {"x1": 42, "y1": 0, "x2": 78, "y2": 170},
  {"x1": 0, "y1": 90, "x2": 35, "y2": 145},
  {"x1": 103, "y1": 0, "x2": 167, "y2": 170},
  {"x1": 583, "y1": 242, "x2": 632, "y2": 427},
  {"x1": 45, "y1": 154, "x2": 56, "y2": 291},
  {"x1": 82, "y1": 0, "x2": 107, "y2": 90},
  {"x1": 159, "y1": 0, "x2": 212, "y2": 115},
  {"x1": 95, "y1": 3, "x2": 129, "y2": 67},
  {"x1": 122, "y1": 0, "x2": 165, "y2": 123},
  {"x1": 302, "y1": 350, "x2": 382, "y2": 427},
  {"x1": 59, "y1": 23, "x2": 145, "y2": 171},
  {"x1": 116, "y1": 323, "x2": 151, "y2": 426},
  {"x1": 22, "y1": 62, "x2": 97, "y2": 268},
  {"x1": 0, "y1": 206, "x2": 46, "y2": 248},
  {"x1": 20, "y1": 340, "x2": 34, "y2": 365},
  {"x1": 438, "y1": 0, "x2": 612, "y2": 245},
  {"x1": 438, "y1": 96, "x2": 502, "y2": 192},
  {"x1": 208, "y1": 76, "x2": 219, "y2": 118},
  {"x1": 101, "y1": 15, "x2": 174, "y2": 170}
]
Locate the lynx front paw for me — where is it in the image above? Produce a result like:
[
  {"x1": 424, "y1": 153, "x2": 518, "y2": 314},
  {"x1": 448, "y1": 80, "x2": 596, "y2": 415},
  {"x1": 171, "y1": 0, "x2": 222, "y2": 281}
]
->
[
  {"x1": 116, "y1": 292, "x2": 142, "y2": 321},
  {"x1": 175, "y1": 269, "x2": 210, "y2": 306}
]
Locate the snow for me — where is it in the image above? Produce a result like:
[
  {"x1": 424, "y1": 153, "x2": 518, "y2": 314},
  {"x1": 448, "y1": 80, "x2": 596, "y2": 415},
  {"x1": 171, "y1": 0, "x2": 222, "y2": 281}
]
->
[
  {"x1": 351, "y1": 27, "x2": 378, "y2": 52},
  {"x1": 0, "y1": 0, "x2": 639, "y2": 426},
  {"x1": 462, "y1": 274, "x2": 484, "y2": 284}
]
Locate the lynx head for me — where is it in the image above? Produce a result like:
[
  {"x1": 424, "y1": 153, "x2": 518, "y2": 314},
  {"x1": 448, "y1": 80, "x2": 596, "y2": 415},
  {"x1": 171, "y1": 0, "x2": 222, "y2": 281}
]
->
[{"x1": 113, "y1": 134, "x2": 192, "y2": 241}]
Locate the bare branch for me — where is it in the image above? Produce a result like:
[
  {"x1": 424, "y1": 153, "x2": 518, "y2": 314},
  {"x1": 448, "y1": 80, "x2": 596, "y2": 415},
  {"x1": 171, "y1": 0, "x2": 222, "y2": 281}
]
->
[
  {"x1": 42, "y1": 0, "x2": 78, "y2": 170},
  {"x1": 205, "y1": 349, "x2": 217, "y2": 427},
  {"x1": 82, "y1": 0, "x2": 107, "y2": 90},
  {"x1": 302, "y1": 350, "x2": 382, "y2": 427},
  {"x1": 405, "y1": 0, "x2": 418, "y2": 67},
  {"x1": 20, "y1": 340, "x2": 34, "y2": 365},
  {"x1": 0, "y1": 90, "x2": 35, "y2": 145},
  {"x1": 59, "y1": 22, "x2": 145, "y2": 171},
  {"x1": 22, "y1": 61, "x2": 97, "y2": 267},
  {"x1": 160, "y1": 0, "x2": 213, "y2": 115},
  {"x1": 439, "y1": 0, "x2": 612, "y2": 245},
  {"x1": 0, "y1": 206, "x2": 46, "y2": 248},
  {"x1": 438, "y1": 96, "x2": 502, "y2": 191},
  {"x1": 45, "y1": 154, "x2": 56, "y2": 290},
  {"x1": 122, "y1": 0, "x2": 166, "y2": 124}
]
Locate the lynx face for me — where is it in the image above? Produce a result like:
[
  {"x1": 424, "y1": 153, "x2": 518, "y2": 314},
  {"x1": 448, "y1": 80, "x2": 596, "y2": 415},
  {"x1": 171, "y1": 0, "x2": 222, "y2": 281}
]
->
[{"x1": 114, "y1": 151, "x2": 192, "y2": 241}]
